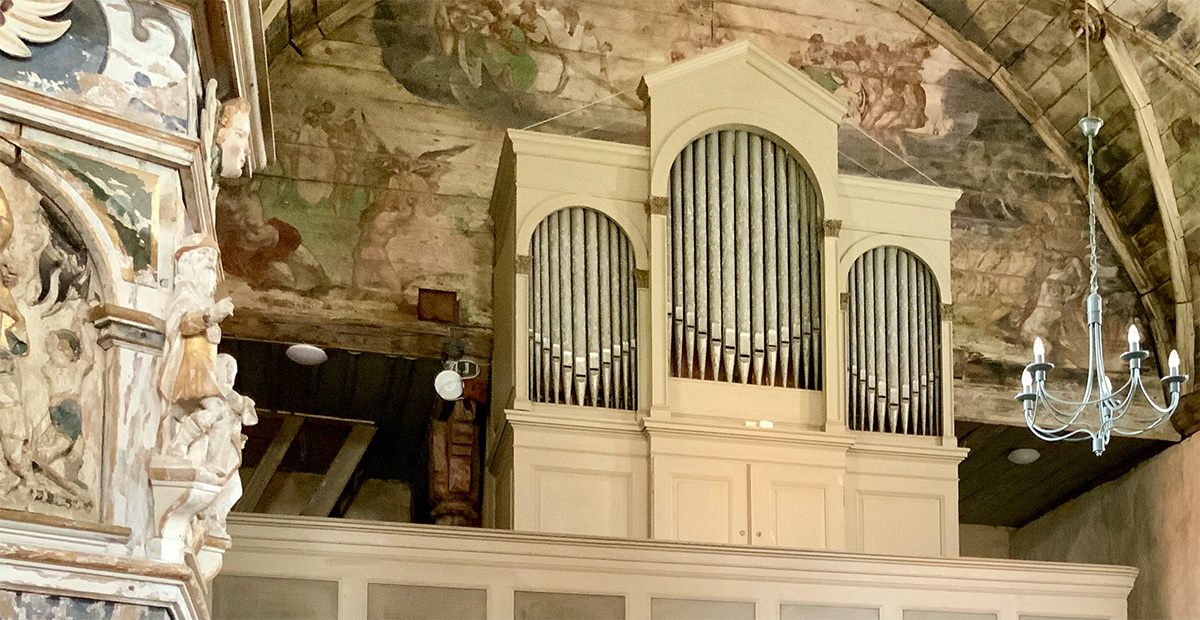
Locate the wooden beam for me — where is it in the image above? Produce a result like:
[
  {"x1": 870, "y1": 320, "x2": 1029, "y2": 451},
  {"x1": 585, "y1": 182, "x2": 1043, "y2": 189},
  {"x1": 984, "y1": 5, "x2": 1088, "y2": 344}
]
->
[
  {"x1": 874, "y1": 0, "x2": 1176, "y2": 379},
  {"x1": 301, "y1": 423, "x2": 377, "y2": 517},
  {"x1": 235, "y1": 415, "x2": 304, "y2": 512},
  {"x1": 1102, "y1": 32, "x2": 1195, "y2": 381},
  {"x1": 296, "y1": 0, "x2": 376, "y2": 49},
  {"x1": 1103, "y1": 15, "x2": 1200, "y2": 104},
  {"x1": 221, "y1": 306, "x2": 493, "y2": 360},
  {"x1": 262, "y1": 0, "x2": 287, "y2": 29}
]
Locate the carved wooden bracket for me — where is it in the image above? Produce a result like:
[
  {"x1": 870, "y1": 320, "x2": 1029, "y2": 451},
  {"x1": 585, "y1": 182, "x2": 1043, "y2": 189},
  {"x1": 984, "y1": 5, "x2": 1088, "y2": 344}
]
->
[
  {"x1": 824, "y1": 219, "x2": 842, "y2": 238},
  {"x1": 88, "y1": 304, "x2": 166, "y2": 355}
]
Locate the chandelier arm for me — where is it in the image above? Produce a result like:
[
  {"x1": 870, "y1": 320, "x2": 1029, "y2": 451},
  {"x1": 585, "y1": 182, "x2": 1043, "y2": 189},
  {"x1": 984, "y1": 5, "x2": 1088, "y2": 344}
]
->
[
  {"x1": 1033, "y1": 387, "x2": 1093, "y2": 422},
  {"x1": 1110, "y1": 413, "x2": 1173, "y2": 436},
  {"x1": 1132, "y1": 381, "x2": 1182, "y2": 415},
  {"x1": 1024, "y1": 414, "x2": 1096, "y2": 442},
  {"x1": 1029, "y1": 396, "x2": 1093, "y2": 430}
]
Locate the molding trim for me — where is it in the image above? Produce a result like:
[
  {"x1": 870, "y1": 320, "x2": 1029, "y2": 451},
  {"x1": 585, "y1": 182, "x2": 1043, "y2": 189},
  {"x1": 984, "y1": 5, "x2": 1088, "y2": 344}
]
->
[
  {"x1": 642, "y1": 419, "x2": 857, "y2": 449},
  {"x1": 508, "y1": 129, "x2": 651, "y2": 170},
  {"x1": 224, "y1": 512, "x2": 1139, "y2": 594},
  {"x1": 88, "y1": 304, "x2": 166, "y2": 354}
]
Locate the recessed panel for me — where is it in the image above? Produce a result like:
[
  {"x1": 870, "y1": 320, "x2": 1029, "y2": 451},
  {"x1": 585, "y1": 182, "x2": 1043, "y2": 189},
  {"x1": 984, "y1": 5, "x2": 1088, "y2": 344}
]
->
[
  {"x1": 515, "y1": 591, "x2": 625, "y2": 620},
  {"x1": 781, "y1": 604, "x2": 880, "y2": 620},
  {"x1": 367, "y1": 583, "x2": 486, "y2": 620},
  {"x1": 860, "y1": 493, "x2": 942, "y2": 556},
  {"x1": 769, "y1": 484, "x2": 826, "y2": 548},
  {"x1": 213, "y1": 575, "x2": 338, "y2": 620},
  {"x1": 673, "y1": 476, "x2": 733, "y2": 543},
  {"x1": 652, "y1": 597, "x2": 755, "y2": 620},
  {"x1": 536, "y1": 468, "x2": 630, "y2": 537},
  {"x1": 904, "y1": 612, "x2": 997, "y2": 620}
]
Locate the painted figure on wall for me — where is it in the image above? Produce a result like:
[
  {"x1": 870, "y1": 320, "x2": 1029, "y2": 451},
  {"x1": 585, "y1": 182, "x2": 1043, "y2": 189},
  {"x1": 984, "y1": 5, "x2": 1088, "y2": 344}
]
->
[
  {"x1": 0, "y1": 188, "x2": 26, "y2": 355},
  {"x1": 375, "y1": 0, "x2": 616, "y2": 128},
  {"x1": 216, "y1": 180, "x2": 329, "y2": 294}
]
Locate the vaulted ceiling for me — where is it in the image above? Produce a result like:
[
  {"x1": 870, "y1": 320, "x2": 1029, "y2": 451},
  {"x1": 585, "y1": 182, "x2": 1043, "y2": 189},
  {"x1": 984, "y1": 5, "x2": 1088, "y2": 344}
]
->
[
  {"x1": 898, "y1": 0, "x2": 1200, "y2": 390},
  {"x1": 258, "y1": 0, "x2": 1200, "y2": 374}
]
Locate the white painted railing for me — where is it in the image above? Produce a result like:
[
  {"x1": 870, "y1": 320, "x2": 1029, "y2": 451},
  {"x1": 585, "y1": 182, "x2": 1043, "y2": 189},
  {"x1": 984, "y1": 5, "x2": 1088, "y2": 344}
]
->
[{"x1": 218, "y1": 514, "x2": 1133, "y2": 620}]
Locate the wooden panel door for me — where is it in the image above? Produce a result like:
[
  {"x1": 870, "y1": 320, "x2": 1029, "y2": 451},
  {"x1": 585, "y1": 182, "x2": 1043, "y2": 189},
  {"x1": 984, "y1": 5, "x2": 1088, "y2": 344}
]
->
[
  {"x1": 652, "y1": 456, "x2": 748, "y2": 545},
  {"x1": 749, "y1": 463, "x2": 832, "y2": 550}
]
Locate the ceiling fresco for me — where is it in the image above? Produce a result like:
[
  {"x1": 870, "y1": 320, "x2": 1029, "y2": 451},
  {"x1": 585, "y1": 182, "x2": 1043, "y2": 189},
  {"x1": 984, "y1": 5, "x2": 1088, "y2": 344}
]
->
[{"x1": 234, "y1": 0, "x2": 1200, "y2": 429}]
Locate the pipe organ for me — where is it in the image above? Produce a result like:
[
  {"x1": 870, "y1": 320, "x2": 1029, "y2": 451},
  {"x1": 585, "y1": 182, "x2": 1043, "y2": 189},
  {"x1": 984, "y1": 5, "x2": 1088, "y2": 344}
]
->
[
  {"x1": 668, "y1": 130, "x2": 822, "y2": 389},
  {"x1": 489, "y1": 41, "x2": 965, "y2": 559},
  {"x1": 846, "y1": 247, "x2": 942, "y2": 436},
  {"x1": 529, "y1": 207, "x2": 638, "y2": 410}
]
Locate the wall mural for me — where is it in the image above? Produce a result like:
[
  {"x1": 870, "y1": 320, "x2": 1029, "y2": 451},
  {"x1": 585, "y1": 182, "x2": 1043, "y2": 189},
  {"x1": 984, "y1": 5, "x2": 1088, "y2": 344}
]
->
[
  {"x1": 0, "y1": 165, "x2": 101, "y2": 521},
  {"x1": 0, "y1": 0, "x2": 197, "y2": 137},
  {"x1": 242, "y1": 0, "x2": 1148, "y2": 400},
  {"x1": 21, "y1": 133, "x2": 185, "y2": 285},
  {"x1": 0, "y1": 589, "x2": 171, "y2": 620}
]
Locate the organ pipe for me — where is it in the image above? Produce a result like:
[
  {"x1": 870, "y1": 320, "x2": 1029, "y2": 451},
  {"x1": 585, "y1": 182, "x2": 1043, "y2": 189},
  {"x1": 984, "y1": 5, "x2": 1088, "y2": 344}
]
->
[
  {"x1": 846, "y1": 246, "x2": 942, "y2": 436},
  {"x1": 667, "y1": 128, "x2": 823, "y2": 389},
  {"x1": 530, "y1": 207, "x2": 638, "y2": 410}
]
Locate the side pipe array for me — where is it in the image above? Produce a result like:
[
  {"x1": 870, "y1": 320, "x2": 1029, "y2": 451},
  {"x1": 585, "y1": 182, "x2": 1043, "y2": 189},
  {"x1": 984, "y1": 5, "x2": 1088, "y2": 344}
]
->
[
  {"x1": 846, "y1": 247, "x2": 941, "y2": 435},
  {"x1": 530, "y1": 207, "x2": 638, "y2": 410}
]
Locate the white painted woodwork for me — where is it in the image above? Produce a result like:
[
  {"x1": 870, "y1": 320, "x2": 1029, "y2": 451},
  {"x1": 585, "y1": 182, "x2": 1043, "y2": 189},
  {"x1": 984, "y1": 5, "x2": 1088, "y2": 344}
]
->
[
  {"x1": 222, "y1": 514, "x2": 1137, "y2": 620},
  {"x1": 489, "y1": 42, "x2": 966, "y2": 556}
]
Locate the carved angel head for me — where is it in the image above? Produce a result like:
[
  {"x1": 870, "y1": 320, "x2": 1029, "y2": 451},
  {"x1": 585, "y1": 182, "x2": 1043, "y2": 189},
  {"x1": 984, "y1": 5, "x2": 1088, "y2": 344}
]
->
[{"x1": 216, "y1": 98, "x2": 252, "y2": 179}]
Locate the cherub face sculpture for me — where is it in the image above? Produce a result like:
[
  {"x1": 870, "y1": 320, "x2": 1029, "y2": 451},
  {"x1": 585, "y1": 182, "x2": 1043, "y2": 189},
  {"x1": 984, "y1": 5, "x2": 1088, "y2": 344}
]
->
[{"x1": 216, "y1": 98, "x2": 252, "y2": 179}]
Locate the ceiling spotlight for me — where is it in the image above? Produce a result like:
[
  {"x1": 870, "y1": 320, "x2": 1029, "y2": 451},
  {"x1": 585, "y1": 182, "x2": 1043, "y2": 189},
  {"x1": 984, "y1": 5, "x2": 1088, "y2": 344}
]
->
[
  {"x1": 286, "y1": 343, "x2": 327, "y2": 366},
  {"x1": 1008, "y1": 448, "x2": 1041, "y2": 465},
  {"x1": 434, "y1": 368, "x2": 464, "y2": 401}
]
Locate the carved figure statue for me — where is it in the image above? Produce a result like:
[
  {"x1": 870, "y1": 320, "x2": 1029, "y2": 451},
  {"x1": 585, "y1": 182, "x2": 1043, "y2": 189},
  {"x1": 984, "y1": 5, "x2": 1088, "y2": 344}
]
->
[
  {"x1": 159, "y1": 235, "x2": 234, "y2": 464},
  {"x1": 0, "y1": 187, "x2": 27, "y2": 355},
  {"x1": 216, "y1": 98, "x2": 252, "y2": 179},
  {"x1": 0, "y1": 352, "x2": 30, "y2": 493},
  {"x1": 200, "y1": 354, "x2": 256, "y2": 539}
]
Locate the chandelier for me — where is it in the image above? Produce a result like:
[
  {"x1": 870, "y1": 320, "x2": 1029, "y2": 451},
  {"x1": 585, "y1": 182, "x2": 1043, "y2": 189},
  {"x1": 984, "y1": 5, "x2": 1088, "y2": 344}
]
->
[{"x1": 1015, "y1": 21, "x2": 1187, "y2": 456}]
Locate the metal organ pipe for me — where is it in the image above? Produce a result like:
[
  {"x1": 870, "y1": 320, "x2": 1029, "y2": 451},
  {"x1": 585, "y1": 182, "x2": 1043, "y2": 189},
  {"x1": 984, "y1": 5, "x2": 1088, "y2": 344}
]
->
[
  {"x1": 845, "y1": 246, "x2": 942, "y2": 435},
  {"x1": 530, "y1": 207, "x2": 638, "y2": 410},
  {"x1": 667, "y1": 129, "x2": 823, "y2": 389}
]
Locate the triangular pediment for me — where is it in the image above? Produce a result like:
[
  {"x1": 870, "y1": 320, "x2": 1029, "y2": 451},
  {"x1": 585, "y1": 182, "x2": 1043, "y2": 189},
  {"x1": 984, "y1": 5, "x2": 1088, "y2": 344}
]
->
[{"x1": 639, "y1": 40, "x2": 847, "y2": 124}]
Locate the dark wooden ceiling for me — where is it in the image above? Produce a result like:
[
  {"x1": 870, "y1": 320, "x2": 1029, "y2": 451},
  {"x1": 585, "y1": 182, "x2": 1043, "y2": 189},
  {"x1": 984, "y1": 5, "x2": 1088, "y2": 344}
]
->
[
  {"x1": 220, "y1": 338, "x2": 469, "y2": 521},
  {"x1": 957, "y1": 420, "x2": 1171, "y2": 527}
]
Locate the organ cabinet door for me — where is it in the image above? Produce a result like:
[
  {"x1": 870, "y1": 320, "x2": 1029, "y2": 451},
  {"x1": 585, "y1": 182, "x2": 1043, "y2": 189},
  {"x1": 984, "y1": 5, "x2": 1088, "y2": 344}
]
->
[{"x1": 652, "y1": 455, "x2": 749, "y2": 545}]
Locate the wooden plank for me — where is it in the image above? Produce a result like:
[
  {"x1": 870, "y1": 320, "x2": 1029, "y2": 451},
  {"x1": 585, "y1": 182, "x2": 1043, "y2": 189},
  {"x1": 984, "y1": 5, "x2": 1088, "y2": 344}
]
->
[
  {"x1": 1105, "y1": 33, "x2": 1195, "y2": 380},
  {"x1": 302, "y1": 423, "x2": 377, "y2": 517},
  {"x1": 236, "y1": 415, "x2": 304, "y2": 512}
]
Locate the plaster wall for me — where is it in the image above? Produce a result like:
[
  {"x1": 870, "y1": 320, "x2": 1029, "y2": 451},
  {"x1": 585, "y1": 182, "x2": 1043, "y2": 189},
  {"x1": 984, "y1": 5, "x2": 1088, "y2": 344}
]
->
[
  {"x1": 1010, "y1": 433, "x2": 1200, "y2": 619},
  {"x1": 959, "y1": 524, "x2": 1012, "y2": 559}
]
